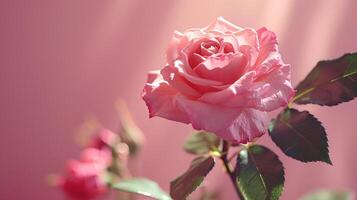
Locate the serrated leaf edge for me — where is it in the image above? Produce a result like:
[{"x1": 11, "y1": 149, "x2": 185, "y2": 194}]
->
[
  {"x1": 170, "y1": 156, "x2": 215, "y2": 199},
  {"x1": 269, "y1": 109, "x2": 332, "y2": 165}
]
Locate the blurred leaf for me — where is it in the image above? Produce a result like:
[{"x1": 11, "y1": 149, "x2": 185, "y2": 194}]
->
[
  {"x1": 112, "y1": 178, "x2": 171, "y2": 200},
  {"x1": 268, "y1": 108, "x2": 331, "y2": 164},
  {"x1": 183, "y1": 131, "x2": 220, "y2": 155},
  {"x1": 197, "y1": 187, "x2": 220, "y2": 200},
  {"x1": 74, "y1": 117, "x2": 102, "y2": 147},
  {"x1": 45, "y1": 174, "x2": 60, "y2": 187},
  {"x1": 236, "y1": 145, "x2": 284, "y2": 200},
  {"x1": 300, "y1": 189, "x2": 354, "y2": 200},
  {"x1": 295, "y1": 52, "x2": 357, "y2": 106},
  {"x1": 170, "y1": 156, "x2": 215, "y2": 200},
  {"x1": 116, "y1": 99, "x2": 144, "y2": 155}
]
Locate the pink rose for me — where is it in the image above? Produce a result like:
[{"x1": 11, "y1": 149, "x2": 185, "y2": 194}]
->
[
  {"x1": 142, "y1": 17, "x2": 294, "y2": 143},
  {"x1": 59, "y1": 148, "x2": 110, "y2": 200}
]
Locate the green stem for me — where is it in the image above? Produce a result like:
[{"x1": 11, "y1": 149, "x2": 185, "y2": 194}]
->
[{"x1": 220, "y1": 141, "x2": 244, "y2": 200}]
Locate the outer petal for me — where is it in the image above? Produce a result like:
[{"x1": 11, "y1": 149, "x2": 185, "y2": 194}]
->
[
  {"x1": 161, "y1": 65, "x2": 201, "y2": 98},
  {"x1": 253, "y1": 64, "x2": 295, "y2": 111},
  {"x1": 142, "y1": 71, "x2": 190, "y2": 123},
  {"x1": 176, "y1": 96, "x2": 268, "y2": 143},
  {"x1": 233, "y1": 28, "x2": 260, "y2": 51},
  {"x1": 198, "y1": 71, "x2": 258, "y2": 107},
  {"x1": 255, "y1": 27, "x2": 279, "y2": 66},
  {"x1": 166, "y1": 31, "x2": 188, "y2": 65},
  {"x1": 166, "y1": 30, "x2": 205, "y2": 66},
  {"x1": 198, "y1": 64, "x2": 294, "y2": 112},
  {"x1": 203, "y1": 16, "x2": 242, "y2": 33}
]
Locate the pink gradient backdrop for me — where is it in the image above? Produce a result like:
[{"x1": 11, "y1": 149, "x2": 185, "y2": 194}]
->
[{"x1": 0, "y1": 0, "x2": 356, "y2": 199}]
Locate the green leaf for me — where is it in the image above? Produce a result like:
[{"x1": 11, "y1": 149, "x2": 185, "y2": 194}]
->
[
  {"x1": 300, "y1": 189, "x2": 354, "y2": 200},
  {"x1": 294, "y1": 52, "x2": 357, "y2": 106},
  {"x1": 236, "y1": 145, "x2": 285, "y2": 200},
  {"x1": 170, "y1": 156, "x2": 215, "y2": 200},
  {"x1": 112, "y1": 178, "x2": 172, "y2": 200},
  {"x1": 268, "y1": 108, "x2": 331, "y2": 164},
  {"x1": 183, "y1": 131, "x2": 220, "y2": 155}
]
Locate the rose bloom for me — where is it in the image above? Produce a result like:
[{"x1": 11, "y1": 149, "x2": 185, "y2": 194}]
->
[
  {"x1": 59, "y1": 148, "x2": 111, "y2": 200},
  {"x1": 142, "y1": 17, "x2": 294, "y2": 143}
]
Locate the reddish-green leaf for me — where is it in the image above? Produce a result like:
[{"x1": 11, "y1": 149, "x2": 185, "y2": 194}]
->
[
  {"x1": 170, "y1": 156, "x2": 215, "y2": 200},
  {"x1": 236, "y1": 145, "x2": 285, "y2": 200},
  {"x1": 295, "y1": 53, "x2": 357, "y2": 106},
  {"x1": 269, "y1": 108, "x2": 331, "y2": 164}
]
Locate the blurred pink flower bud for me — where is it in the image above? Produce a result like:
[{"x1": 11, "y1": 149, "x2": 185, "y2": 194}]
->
[
  {"x1": 80, "y1": 148, "x2": 112, "y2": 167},
  {"x1": 59, "y1": 148, "x2": 111, "y2": 200}
]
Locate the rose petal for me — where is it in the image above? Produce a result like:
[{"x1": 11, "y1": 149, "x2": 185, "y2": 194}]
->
[
  {"x1": 176, "y1": 96, "x2": 268, "y2": 143},
  {"x1": 218, "y1": 35, "x2": 240, "y2": 53},
  {"x1": 198, "y1": 63, "x2": 294, "y2": 111},
  {"x1": 183, "y1": 28, "x2": 205, "y2": 40},
  {"x1": 166, "y1": 31, "x2": 187, "y2": 65},
  {"x1": 173, "y1": 60, "x2": 224, "y2": 86},
  {"x1": 253, "y1": 64, "x2": 295, "y2": 111},
  {"x1": 198, "y1": 71, "x2": 257, "y2": 107},
  {"x1": 182, "y1": 38, "x2": 210, "y2": 68},
  {"x1": 146, "y1": 70, "x2": 161, "y2": 83},
  {"x1": 160, "y1": 65, "x2": 201, "y2": 97},
  {"x1": 142, "y1": 71, "x2": 190, "y2": 123},
  {"x1": 255, "y1": 27, "x2": 279, "y2": 66},
  {"x1": 194, "y1": 53, "x2": 247, "y2": 83},
  {"x1": 203, "y1": 16, "x2": 242, "y2": 33},
  {"x1": 234, "y1": 28, "x2": 259, "y2": 51}
]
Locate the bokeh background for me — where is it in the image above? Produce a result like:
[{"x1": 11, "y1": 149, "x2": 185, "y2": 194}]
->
[{"x1": 1, "y1": 0, "x2": 356, "y2": 199}]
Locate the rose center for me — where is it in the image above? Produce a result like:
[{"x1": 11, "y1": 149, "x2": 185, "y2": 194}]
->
[{"x1": 200, "y1": 41, "x2": 220, "y2": 56}]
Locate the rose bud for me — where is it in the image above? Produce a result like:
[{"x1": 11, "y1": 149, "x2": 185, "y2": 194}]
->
[
  {"x1": 59, "y1": 149, "x2": 111, "y2": 200},
  {"x1": 79, "y1": 148, "x2": 112, "y2": 167}
]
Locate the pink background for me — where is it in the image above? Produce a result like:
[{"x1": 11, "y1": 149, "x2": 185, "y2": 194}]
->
[{"x1": 1, "y1": 0, "x2": 356, "y2": 199}]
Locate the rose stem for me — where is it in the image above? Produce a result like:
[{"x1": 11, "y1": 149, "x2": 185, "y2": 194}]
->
[{"x1": 220, "y1": 140, "x2": 245, "y2": 200}]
